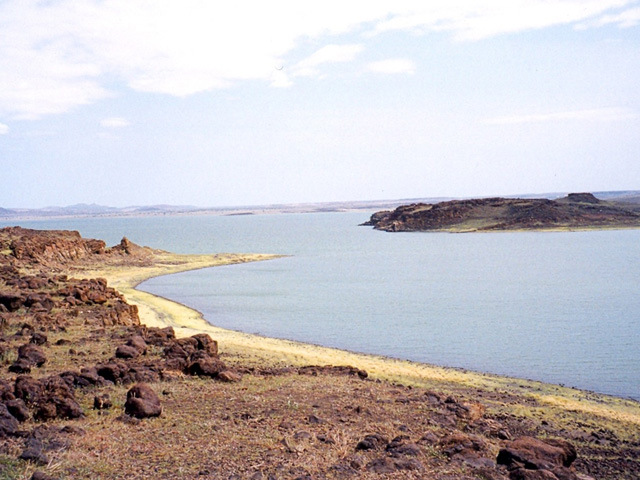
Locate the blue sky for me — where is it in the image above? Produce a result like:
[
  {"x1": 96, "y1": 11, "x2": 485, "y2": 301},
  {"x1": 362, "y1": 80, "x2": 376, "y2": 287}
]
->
[{"x1": 1, "y1": 1, "x2": 639, "y2": 208}]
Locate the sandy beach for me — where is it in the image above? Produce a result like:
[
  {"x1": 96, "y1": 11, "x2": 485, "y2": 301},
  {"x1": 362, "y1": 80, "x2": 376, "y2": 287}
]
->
[{"x1": 74, "y1": 250, "x2": 640, "y2": 433}]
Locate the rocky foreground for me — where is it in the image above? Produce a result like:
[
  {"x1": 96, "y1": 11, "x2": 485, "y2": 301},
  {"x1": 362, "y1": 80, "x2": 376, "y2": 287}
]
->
[
  {"x1": 362, "y1": 193, "x2": 640, "y2": 232},
  {"x1": 0, "y1": 226, "x2": 638, "y2": 479}
]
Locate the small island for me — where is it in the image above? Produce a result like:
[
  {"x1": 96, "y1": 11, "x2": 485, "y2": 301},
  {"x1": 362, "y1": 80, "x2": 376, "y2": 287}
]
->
[{"x1": 362, "y1": 193, "x2": 640, "y2": 232}]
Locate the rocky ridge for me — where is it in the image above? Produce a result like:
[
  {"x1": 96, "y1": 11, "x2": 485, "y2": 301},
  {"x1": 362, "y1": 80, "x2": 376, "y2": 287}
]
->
[
  {"x1": 0, "y1": 226, "x2": 637, "y2": 479},
  {"x1": 362, "y1": 193, "x2": 640, "y2": 232}
]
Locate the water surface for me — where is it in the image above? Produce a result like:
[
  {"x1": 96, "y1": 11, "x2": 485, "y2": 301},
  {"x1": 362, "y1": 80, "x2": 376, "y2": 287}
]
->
[{"x1": 4, "y1": 213, "x2": 639, "y2": 400}]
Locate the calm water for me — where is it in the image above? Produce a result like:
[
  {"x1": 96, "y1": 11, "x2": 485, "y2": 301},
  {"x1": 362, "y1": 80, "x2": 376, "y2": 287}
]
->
[{"x1": 4, "y1": 213, "x2": 639, "y2": 400}]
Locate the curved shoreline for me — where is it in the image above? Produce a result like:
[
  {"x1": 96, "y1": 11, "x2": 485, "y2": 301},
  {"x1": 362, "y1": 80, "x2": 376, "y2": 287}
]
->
[{"x1": 77, "y1": 250, "x2": 640, "y2": 432}]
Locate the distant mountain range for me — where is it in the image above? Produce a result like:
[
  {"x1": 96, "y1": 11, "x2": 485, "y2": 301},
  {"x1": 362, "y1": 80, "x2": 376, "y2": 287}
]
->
[{"x1": 2, "y1": 191, "x2": 639, "y2": 220}]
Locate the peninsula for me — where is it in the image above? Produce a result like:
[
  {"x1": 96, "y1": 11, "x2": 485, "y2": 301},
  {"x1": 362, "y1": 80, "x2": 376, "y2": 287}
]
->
[
  {"x1": 362, "y1": 193, "x2": 640, "y2": 232},
  {"x1": 0, "y1": 227, "x2": 638, "y2": 479}
]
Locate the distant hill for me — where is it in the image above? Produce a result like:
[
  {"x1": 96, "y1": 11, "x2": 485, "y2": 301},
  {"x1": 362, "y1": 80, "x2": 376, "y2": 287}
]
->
[
  {"x1": 362, "y1": 193, "x2": 640, "y2": 232},
  {"x1": 2, "y1": 191, "x2": 639, "y2": 220}
]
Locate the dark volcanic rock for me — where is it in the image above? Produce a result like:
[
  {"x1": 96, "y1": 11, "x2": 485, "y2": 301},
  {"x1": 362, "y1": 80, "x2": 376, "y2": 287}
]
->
[
  {"x1": 0, "y1": 403, "x2": 19, "y2": 437},
  {"x1": 497, "y1": 436, "x2": 578, "y2": 480},
  {"x1": 356, "y1": 434, "x2": 389, "y2": 451},
  {"x1": 5, "y1": 398, "x2": 30, "y2": 422},
  {"x1": 115, "y1": 344, "x2": 140, "y2": 359},
  {"x1": 124, "y1": 383, "x2": 162, "y2": 419},
  {"x1": 363, "y1": 195, "x2": 640, "y2": 232},
  {"x1": 34, "y1": 375, "x2": 84, "y2": 421},
  {"x1": 16, "y1": 343, "x2": 47, "y2": 367}
]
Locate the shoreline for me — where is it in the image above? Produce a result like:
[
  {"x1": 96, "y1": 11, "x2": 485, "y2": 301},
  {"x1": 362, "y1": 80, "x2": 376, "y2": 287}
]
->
[{"x1": 73, "y1": 250, "x2": 640, "y2": 434}]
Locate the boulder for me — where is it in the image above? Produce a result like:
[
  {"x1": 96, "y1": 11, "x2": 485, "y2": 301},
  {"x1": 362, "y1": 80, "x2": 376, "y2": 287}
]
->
[
  {"x1": 124, "y1": 383, "x2": 162, "y2": 419},
  {"x1": 0, "y1": 292, "x2": 25, "y2": 312},
  {"x1": 14, "y1": 376, "x2": 44, "y2": 406},
  {"x1": 0, "y1": 403, "x2": 19, "y2": 438},
  {"x1": 144, "y1": 326, "x2": 176, "y2": 346},
  {"x1": 191, "y1": 333, "x2": 218, "y2": 356},
  {"x1": 356, "y1": 434, "x2": 389, "y2": 451},
  {"x1": 5, "y1": 398, "x2": 30, "y2": 422},
  {"x1": 497, "y1": 436, "x2": 578, "y2": 480},
  {"x1": 126, "y1": 335, "x2": 148, "y2": 354},
  {"x1": 497, "y1": 436, "x2": 577, "y2": 471},
  {"x1": 34, "y1": 375, "x2": 84, "y2": 421},
  {"x1": 115, "y1": 344, "x2": 140, "y2": 359},
  {"x1": 29, "y1": 332, "x2": 48, "y2": 345},
  {"x1": 187, "y1": 357, "x2": 227, "y2": 377},
  {"x1": 16, "y1": 343, "x2": 47, "y2": 367}
]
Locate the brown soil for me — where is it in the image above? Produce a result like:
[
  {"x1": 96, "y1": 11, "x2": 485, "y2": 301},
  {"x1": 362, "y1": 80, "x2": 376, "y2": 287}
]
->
[{"x1": 0, "y1": 227, "x2": 638, "y2": 480}]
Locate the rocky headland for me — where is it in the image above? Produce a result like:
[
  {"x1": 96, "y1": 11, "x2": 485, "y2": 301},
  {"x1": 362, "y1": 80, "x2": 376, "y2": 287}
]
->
[
  {"x1": 0, "y1": 226, "x2": 638, "y2": 479},
  {"x1": 362, "y1": 193, "x2": 640, "y2": 232}
]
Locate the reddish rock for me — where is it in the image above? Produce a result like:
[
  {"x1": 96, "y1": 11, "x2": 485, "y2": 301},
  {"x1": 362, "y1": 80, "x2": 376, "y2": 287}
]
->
[
  {"x1": 497, "y1": 436, "x2": 577, "y2": 471},
  {"x1": 187, "y1": 357, "x2": 227, "y2": 377},
  {"x1": 124, "y1": 383, "x2": 162, "y2": 419},
  {"x1": 191, "y1": 333, "x2": 218, "y2": 356},
  {"x1": 144, "y1": 326, "x2": 176, "y2": 346},
  {"x1": 115, "y1": 344, "x2": 140, "y2": 359},
  {"x1": 14, "y1": 376, "x2": 44, "y2": 406},
  {"x1": 497, "y1": 436, "x2": 579, "y2": 480},
  {"x1": 126, "y1": 335, "x2": 147, "y2": 354},
  {"x1": 34, "y1": 375, "x2": 84, "y2": 421},
  {"x1": 16, "y1": 343, "x2": 47, "y2": 367}
]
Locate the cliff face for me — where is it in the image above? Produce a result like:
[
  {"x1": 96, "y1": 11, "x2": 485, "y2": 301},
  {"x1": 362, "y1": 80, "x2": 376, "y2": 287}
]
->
[
  {"x1": 0, "y1": 227, "x2": 152, "y2": 269},
  {"x1": 362, "y1": 194, "x2": 640, "y2": 232}
]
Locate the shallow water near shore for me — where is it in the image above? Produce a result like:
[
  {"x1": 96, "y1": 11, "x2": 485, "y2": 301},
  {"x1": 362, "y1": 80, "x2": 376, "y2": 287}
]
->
[{"x1": 4, "y1": 212, "x2": 640, "y2": 400}]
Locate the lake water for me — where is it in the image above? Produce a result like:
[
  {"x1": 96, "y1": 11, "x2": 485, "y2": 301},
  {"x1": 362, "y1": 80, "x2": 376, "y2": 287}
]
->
[{"x1": 3, "y1": 213, "x2": 639, "y2": 400}]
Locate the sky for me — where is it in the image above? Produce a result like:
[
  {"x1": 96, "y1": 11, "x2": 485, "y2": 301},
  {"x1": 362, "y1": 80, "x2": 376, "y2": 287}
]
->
[{"x1": 1, "y1": 1, "x2": 639, "y2": 209}]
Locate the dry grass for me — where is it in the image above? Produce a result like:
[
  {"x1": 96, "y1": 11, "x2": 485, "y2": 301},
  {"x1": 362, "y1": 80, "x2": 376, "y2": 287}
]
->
[{"x1": 76, "y1": 252, "x2": 640, "y2": 442}]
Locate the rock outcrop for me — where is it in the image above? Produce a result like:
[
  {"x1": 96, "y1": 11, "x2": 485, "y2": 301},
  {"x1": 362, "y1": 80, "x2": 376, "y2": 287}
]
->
[{"x1": 362, "y1": 194, "x2": 640, "y2": 232}]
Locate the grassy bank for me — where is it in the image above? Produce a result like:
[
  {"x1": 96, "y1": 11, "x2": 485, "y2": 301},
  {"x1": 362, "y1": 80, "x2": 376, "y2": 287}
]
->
[{"x1": 74, "y1": 251, "x2": 640, "y2": 443}]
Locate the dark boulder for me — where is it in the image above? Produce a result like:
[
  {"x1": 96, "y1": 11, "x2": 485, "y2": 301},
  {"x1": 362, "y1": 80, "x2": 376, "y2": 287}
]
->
[
  {"x1": 97, "y1": 361, "x2": 133, "y2": 384},
  {"x1": 30, "y1": 332, "x2": 48, "y2": 345},
  {"x1": 144, "y1": 326, "x2": 176, "y2": 346},
  {"x1": 126, "y1": 335, "x2": 147, "y2": 354},
  {"x1": 356, "y1": 434, "x2": 389, "y2": 451},
  {"x1": 115, "y1": 344, "x2": 140, "y2": 359},
  {"x1": 16, "y1": 343, "x2": 47, "y2": 367},
  {"x1": 5, "y1": 398, "x2": 30, "y2": 422},
  {"x1": 187, "y1": 357, "x2": 226, "y2": 377},
  {"x1": 14, "y1": 376, "x2": 44, "y2": 406},
  {"x1": 0, "y1": 292, "x2": 25, "y2": 312},
  {"x1": 191, "y1": 333, "x2": 218, "y2": 356},
  {"x1": 124, "y1": 383, "x2": 162, "y2": 419},
  {"x1": 34, "y1": 376, "x2": 84, "y2": 421},
  {"x1": 0, "y1": 403, "x2": 19, "y2": 438},
  {"x1": 497, "y1": 436, "x2": 578, "y2": 480}
]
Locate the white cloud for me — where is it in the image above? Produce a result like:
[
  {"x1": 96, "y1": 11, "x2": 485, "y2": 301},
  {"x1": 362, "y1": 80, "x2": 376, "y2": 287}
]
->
[
  {"x1": 0, "y1": 123, "x2": 8, "y2": 135},
  {"x1": 577, "y1": 6, "x2": 640, "y2": 29},
  {"x1": 0, "y1": 1, "x2": 637, "y2": 119},
  {"x1": 367, "y1": 58, "x2": 416, "y2": 75},
  {"x1": 100, "y1": 117, "x2": 130, "y2": 128},
  {"x1": 483, "y1": 107, "x2": 638, "y2": 125},
  {"x1": 371, "y1": 1, "x2": 636, "y2": 41},
  {"x1": 293, "y1": 44, "x2": 363, "y2": 77}
]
